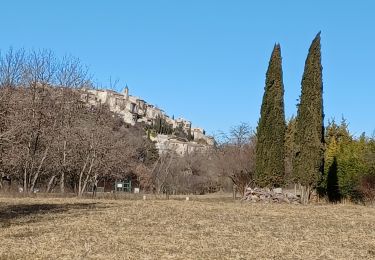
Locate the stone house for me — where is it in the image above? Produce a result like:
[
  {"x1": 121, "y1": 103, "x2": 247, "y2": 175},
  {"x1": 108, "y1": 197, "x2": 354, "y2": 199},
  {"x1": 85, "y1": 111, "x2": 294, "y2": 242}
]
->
[{"x1": 81, "y1": 86, "x2": 215, "y2": 154}]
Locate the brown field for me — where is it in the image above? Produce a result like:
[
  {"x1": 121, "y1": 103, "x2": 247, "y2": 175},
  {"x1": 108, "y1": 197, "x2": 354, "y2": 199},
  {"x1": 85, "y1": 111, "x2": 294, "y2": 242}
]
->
[{"x1": 0, "y1": 195, "x2": 374, "y2": 260}]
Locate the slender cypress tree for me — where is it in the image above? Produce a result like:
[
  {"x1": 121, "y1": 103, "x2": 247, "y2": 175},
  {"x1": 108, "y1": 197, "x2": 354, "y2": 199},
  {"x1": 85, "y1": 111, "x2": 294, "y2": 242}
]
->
[
  {"x1": 255, "y1": 44, "x2": 286, "y2": 187},
  {"x1": 293, "y1": 32, "x2": 325, "y2": 197}
]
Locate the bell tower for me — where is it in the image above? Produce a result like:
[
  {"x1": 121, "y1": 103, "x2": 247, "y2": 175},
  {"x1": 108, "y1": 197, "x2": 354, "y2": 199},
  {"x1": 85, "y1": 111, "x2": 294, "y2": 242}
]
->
[{"x1": 123, "y1": 85, "x2": 129, "y2": 100}]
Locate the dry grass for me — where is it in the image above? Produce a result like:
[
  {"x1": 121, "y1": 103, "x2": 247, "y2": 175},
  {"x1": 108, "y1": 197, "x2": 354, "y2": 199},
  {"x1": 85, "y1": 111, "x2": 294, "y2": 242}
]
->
[{"x1": 0, "y1": 195, "x2": 374, "y2": 259}]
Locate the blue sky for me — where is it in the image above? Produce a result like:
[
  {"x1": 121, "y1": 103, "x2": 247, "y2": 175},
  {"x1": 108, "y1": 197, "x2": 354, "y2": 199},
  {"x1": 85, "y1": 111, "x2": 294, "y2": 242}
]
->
[{"x1": 1, "y1": 1, "x2": 374, "y2": 136}]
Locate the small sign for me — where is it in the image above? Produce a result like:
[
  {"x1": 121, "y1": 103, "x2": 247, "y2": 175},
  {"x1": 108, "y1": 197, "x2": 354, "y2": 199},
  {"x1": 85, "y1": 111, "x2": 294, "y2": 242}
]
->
[
  {"x1": 134, "y1": 188, "x2": 140, "y2": 194},
  {"x1": 117, "y1": 183, "x2": 123, "y2": 188}
]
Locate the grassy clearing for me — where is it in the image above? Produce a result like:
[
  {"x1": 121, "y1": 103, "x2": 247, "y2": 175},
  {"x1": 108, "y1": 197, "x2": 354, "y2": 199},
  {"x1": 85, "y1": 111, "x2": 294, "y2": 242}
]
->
[{"x1": 0, "y1": 195, "x2": 374, "y2": 259}]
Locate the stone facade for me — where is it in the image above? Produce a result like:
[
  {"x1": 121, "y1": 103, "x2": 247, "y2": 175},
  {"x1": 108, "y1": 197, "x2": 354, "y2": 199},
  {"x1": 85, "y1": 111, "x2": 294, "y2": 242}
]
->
[
  {"x1": 191, "y1": 127, "x2": 215, "y2": 146},
  {"x1": 153, "y1": 135, "x2": 210, "y2": 156},
  {"x1": 81, "y1": 86, "x2": 215, "y2": 154},
  {"x1": 82, "y1": 87, "x2": 163, "y2": 126}
]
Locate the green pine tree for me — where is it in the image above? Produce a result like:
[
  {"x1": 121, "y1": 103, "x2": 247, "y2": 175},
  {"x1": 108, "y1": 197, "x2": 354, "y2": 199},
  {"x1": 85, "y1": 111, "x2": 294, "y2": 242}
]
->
[
  {"x1": 255, "y1": 44, "x2": 286, "y2": 187},
  {"x1": 292, "y1": 32, "x2": 325, "y2": 199}
]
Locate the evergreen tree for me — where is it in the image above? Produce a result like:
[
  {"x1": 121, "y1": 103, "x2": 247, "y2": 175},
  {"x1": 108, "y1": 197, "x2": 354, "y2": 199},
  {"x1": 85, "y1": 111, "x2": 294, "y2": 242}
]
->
[
  {"x1": 187, "y1": 125, "x2": 193, "y2": 141},
  {"x1": 285, "y1": 116, "x2": 296, "y2": 184},
  {"x1": 255, "y1": 44, "x2": 286, "y2": 187},
  {"x1": 292, "y1": 32, "x2": 325, "y2": 198}
]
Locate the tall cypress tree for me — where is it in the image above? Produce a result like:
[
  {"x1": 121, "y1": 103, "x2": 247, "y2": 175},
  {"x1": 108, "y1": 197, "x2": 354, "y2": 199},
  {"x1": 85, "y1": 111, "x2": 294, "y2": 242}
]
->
[
  {"x1": 255, "y1": 44, "x2": 286, "y2": 187},
  {"x1": 293, "y1": 33, "x2": 325, "y2": 196}
]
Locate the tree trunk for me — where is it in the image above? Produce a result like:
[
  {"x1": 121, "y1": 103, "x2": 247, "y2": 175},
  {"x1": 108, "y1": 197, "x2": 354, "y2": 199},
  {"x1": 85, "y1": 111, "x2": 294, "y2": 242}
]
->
[
  {"x1": 46, "y1": 175, "x2": 56, "y2": 193},
  {"x1": 80, "y1": 157, "x2": 95, "y2": 197},
  {"x1": 300, "y1": 185, "x2": 311, "y2": 205},
  {"x1": 92, "y1": 175, "x2": 98, "y2": 198},
  {"x1": 78, "y1": 154, "x2": 90, "y2": 196},
  {"x1": 60, "y1": 140, "x2": 67, "y2": 193},
  {"x1": 60, "y1": 172, "x2": 65, "y2": 193},
  {"x1": 30, "y1": 147, "x2": 49, "y2": 193},
  {"x1": 306, "y1": 185, "x2": 311, "y2": 204},
  {"x1": 80, "y1": 174, "x2": 90, "y2": 197},
  {"x1": 23, "y1": 164, "x2": 28, "y2": 192}
]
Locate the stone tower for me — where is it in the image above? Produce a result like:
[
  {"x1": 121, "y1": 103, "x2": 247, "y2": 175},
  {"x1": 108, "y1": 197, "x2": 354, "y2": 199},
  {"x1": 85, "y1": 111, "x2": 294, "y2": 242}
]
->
[{"x1": 123, "y1": 85, "x2": 129, "y2": 100}]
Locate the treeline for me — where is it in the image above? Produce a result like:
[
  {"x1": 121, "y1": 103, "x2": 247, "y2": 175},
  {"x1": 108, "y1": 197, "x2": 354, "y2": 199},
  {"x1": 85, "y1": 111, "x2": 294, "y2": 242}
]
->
[
  {"x1": 0, "y1": 48, "x2": 157, "y2": 195},
  {"x1": 1, "y1": 40, "x2": 373, "y2": 203},
  {"x1": 285, "y1": 117, "x2": 375, "y2": 203},
  {"x1": 0, "y1": 48, "x2": 240, "y2": 196},
  {"x1": 254, "y1": 33, "x2": 375, "y2": 204},
  {"x1": 323, "y1": 120, "x2": 375, "y2": 203}
]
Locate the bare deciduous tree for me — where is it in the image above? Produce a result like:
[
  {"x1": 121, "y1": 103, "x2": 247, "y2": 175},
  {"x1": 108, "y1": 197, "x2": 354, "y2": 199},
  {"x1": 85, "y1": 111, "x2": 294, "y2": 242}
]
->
[
  {"x1": 0, "y1": 48, "x2": 156, "y2": 195},
  {"x1": 215, "y1": 123, "x2": 256, "y2": 196}
]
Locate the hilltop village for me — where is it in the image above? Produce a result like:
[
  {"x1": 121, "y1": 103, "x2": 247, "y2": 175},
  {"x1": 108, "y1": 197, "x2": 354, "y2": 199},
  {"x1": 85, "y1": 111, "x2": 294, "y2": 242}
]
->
[{"x1": 81, "y1": 86, "x2": 215, "y2": 155}]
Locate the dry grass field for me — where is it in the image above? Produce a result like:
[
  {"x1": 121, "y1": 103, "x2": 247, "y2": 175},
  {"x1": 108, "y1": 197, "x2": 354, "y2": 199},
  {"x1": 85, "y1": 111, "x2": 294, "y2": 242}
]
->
[{"x1": 0, "y1": 195, "x2": 375, "y2": 259}]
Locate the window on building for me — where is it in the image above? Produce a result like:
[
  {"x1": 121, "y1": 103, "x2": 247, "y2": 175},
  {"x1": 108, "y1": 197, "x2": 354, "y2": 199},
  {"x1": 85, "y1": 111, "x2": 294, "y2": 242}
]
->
[{"x1": 130, "y1": 103, "x2": 136, "y2": 113}]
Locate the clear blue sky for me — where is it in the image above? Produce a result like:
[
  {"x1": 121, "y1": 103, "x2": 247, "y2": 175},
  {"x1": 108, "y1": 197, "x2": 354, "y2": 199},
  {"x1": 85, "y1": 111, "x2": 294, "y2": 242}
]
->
[{"x1": 1, "y1": 1, "x2": 374, "y2": 136}]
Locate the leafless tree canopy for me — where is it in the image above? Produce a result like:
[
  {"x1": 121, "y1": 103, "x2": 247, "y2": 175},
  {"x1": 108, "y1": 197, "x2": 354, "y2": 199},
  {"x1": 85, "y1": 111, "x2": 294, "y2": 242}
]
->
[
  {"x1": 150, "y1": 123, "x2": 256, "y2": 196},
  {"x1": 0, "y1": 48, "x2": 156, "y2": 194},
  {"x1": 215, "y1": 123, "x2": 256, "y2": 195},
  {"x1": 0, "y1": 48, "x2": 257, "y2": 197}
]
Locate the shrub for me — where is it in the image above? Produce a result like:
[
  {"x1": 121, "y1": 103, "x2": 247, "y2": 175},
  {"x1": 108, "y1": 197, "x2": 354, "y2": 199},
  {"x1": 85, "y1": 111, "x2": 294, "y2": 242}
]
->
[{"x1": 359, "y1": 174, "x2": 375, "y2": 204}]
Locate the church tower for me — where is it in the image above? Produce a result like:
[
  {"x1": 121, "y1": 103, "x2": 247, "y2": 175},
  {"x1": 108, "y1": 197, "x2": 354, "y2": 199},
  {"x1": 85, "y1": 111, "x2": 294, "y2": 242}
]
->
[{"x1": 123, "y1": 85, "x2": 129, "y2": 100}]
